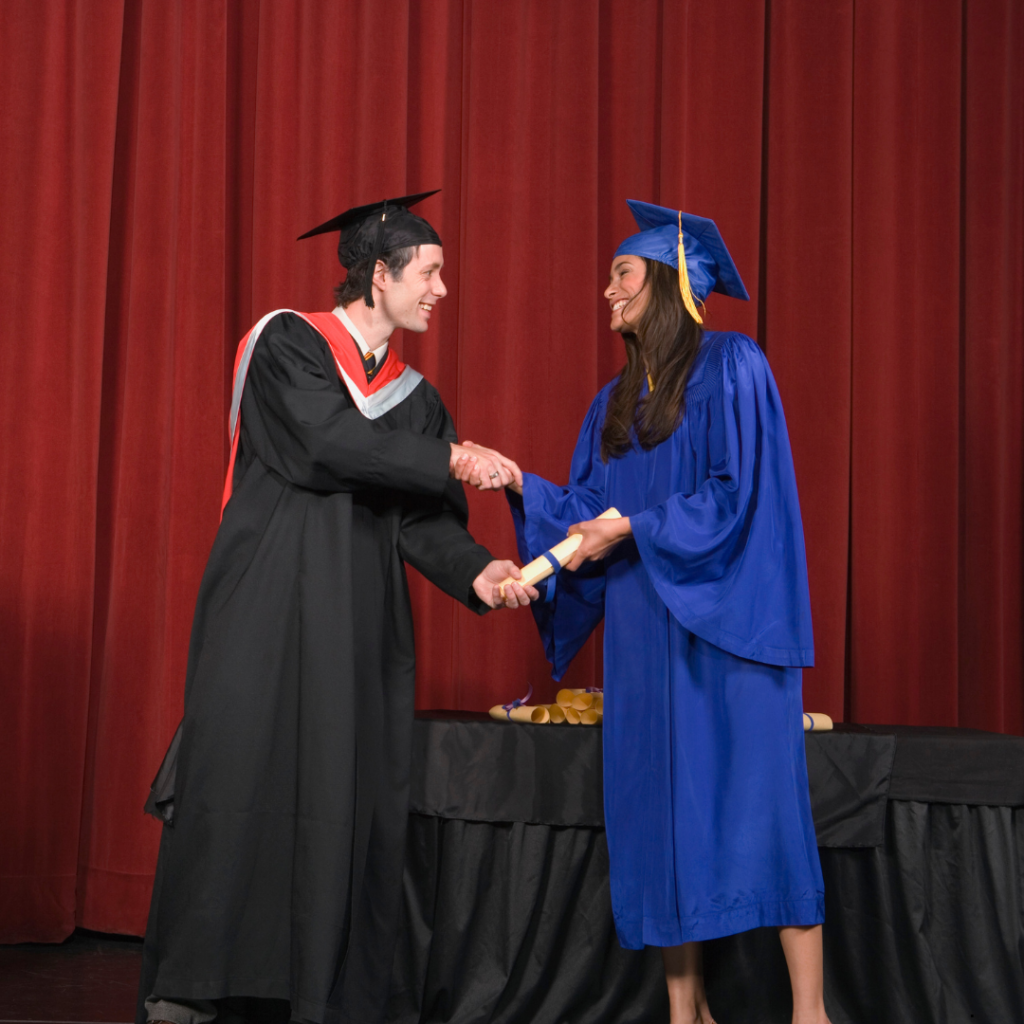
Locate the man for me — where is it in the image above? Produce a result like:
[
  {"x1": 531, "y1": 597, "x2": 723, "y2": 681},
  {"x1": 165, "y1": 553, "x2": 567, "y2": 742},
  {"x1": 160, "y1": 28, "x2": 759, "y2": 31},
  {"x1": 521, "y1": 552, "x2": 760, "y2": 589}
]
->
[{"x1": 139, "y1": 192, "x2": 537, "y2": 1024}]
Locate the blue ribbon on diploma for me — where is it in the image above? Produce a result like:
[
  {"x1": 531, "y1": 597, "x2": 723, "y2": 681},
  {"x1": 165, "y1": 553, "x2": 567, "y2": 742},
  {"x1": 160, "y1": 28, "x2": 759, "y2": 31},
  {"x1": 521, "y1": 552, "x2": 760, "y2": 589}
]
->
[
  {"x1": 540, "y1": 550, "x2": 560, "y2": 573},
  {"x1": 502, "y1": 683, "x2": 534, "y2": 718}
]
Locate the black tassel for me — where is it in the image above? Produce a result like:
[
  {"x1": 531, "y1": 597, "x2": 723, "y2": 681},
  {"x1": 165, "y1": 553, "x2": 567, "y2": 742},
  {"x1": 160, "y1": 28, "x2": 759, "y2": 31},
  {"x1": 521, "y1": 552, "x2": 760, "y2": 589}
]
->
[{"x1": 364, "y1": 201, "x2": 389, "y2": 308}]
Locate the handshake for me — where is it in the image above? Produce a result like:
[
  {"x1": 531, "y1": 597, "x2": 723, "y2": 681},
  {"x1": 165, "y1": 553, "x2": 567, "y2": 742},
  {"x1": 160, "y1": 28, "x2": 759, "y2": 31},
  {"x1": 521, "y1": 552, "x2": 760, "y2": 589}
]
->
[
  {"x1": 452, "y1": 439, "x2": 634, "y2": 613},
  {"x1": 450, "y1": 439, "x2": 534, "y2": 611},
  {"x1": 449, "y1": 440, "x2": 523, "y2": 495}
]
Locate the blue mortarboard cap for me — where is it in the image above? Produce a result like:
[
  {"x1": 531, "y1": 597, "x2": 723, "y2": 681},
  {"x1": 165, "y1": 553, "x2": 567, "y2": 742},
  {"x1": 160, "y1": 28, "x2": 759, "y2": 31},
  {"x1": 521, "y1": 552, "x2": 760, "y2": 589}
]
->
[{"x1": 613, "y1": 200, "x2": 750, "y2": 303}]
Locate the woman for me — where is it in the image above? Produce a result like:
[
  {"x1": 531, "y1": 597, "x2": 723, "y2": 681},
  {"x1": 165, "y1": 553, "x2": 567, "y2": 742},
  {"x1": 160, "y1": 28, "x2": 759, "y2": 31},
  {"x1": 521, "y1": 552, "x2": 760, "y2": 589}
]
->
[{"x1": 474, "y1": 201, "x2": 830, "y2": 1024}]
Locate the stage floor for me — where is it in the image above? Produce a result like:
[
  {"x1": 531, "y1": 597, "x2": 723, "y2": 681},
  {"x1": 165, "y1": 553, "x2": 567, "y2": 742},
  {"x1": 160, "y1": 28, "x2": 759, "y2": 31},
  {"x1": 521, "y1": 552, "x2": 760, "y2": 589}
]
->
[{"x1": 0, "y1": 930, "x2": 140, "y2": 1024}]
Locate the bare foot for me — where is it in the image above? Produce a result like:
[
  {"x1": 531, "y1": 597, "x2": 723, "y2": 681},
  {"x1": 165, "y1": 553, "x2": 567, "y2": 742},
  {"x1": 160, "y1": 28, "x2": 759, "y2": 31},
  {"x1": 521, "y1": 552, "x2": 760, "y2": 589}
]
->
[
  {"x1": 792, "y1": 1011, "x2": 831, "y2": 1024},
  {"x1": 668, "y1": 1004, "x2": 715, "y2": 1024}
]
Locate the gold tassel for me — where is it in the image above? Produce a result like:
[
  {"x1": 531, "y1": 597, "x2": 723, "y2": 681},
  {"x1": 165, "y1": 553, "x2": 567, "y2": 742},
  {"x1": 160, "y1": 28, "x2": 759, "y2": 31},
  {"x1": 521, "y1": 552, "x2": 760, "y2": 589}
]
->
[{"x1": 677, "y1": 211, "x2": 704, "y2": 324}]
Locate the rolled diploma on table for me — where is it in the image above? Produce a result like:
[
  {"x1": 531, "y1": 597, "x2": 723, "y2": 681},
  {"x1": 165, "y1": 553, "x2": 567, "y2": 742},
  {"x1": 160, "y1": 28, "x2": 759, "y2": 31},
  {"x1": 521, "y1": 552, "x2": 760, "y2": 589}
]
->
[
  {"x1": 803, "y1": 712, "x2": 833, "y2": 732},
  {"x1": 499, "y1": 508, "x2": 622, "y2": 599},
  {"x1": 486, "y1": 701, "x2": 601, "y2": 725},
  {"x1": 548, "y1": 704, "x2": 567, "y2": 724},
  {"x1": 489, "y1": 704, "x2": 550, "y2": 724}
]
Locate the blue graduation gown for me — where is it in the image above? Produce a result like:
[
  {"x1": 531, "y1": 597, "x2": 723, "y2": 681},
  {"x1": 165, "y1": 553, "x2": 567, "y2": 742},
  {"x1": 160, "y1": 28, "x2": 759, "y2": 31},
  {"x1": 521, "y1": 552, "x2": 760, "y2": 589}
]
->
[{"x1": 509, "y1": 331, "x2": 824, "y2": 948}]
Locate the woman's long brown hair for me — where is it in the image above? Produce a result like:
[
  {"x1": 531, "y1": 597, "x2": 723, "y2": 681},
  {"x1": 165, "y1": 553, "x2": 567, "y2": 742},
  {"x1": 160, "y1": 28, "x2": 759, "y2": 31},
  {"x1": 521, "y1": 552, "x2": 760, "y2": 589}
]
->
[{"x1": 600, "y1": 258, "x2": 704, "y2": 461}]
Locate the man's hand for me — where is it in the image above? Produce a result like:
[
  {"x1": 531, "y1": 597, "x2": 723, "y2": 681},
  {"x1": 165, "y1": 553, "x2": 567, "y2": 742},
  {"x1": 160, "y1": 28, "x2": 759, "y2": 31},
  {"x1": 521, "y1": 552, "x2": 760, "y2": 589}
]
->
[
  {"x1": 473, "y1": 560, "x2": 540, "y2": 609},
  {"x1": 454, "y1": 441, "x2": 524, "y2": 494},
  {"x1": 563, "y1": 516, "x2": 633, "y2": 571},
  {"x1": 450, "y1": 443, "x2": 518, "y2": 491}
]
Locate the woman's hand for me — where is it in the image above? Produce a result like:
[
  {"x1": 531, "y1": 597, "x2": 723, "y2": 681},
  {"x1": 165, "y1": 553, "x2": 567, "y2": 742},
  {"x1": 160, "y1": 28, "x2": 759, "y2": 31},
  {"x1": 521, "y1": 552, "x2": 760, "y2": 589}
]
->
[
  {"x1": 563, "y1": 516, "x2": 632, "y2": 570},
  {"x1": 453, "y1": 440, "x2": 524, "y2": 494}
]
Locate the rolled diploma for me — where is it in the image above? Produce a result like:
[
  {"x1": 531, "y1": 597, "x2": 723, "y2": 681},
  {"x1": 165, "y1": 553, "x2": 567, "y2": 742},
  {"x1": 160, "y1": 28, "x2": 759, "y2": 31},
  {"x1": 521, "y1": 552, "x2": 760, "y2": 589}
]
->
[
  {"x1": 548, "y1": 704, "x2": 567, "y2": 724},
  {"x1": 499, "y1": 508, "x2": 622, "y2": 598},
  {"x1": 803, "y1": 712, "x2": 833, "y2": 732},
  {"x1": 489, "y1": 704, "x2": 550, "y2": 724}
]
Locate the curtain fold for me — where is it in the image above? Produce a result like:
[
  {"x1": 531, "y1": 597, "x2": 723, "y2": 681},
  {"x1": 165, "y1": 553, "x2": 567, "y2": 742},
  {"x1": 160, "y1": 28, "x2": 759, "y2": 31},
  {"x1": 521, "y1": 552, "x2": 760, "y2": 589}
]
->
[
  {"x1": 760, "y1": 0, "x2": 854, "y2": 719},
  {"x1": 958, "y1": 0, "x2": 1024, "y2": 733},
  {"x1": 848, "y1": 0, "x2": 965, "y2": 725},
  {"x1": 0, "y1": 0, "x2": 126, "y2": 943},
  {"x1": 0, "y1": 0, "x2": 1021, "y2": 941},
  {"x1": 76, "y1": 0, "x2": 236, "y2": 935}
]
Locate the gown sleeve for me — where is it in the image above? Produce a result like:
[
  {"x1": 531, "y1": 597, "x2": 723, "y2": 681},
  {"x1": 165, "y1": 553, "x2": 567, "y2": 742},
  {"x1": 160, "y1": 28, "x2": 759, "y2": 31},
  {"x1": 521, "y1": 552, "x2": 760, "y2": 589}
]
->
[
  {"x1": 507, "y1": 390, "x2": 612, "y2": 679},
  {"x1": 629, "y1": 334, "x2": 814, "y2": 667},
  {"x1": 398, "y1": 399, "x2": 495, "y2": 614},
  {"x1": 240, "y1": 312, "x2": 451, "y2": 496}
]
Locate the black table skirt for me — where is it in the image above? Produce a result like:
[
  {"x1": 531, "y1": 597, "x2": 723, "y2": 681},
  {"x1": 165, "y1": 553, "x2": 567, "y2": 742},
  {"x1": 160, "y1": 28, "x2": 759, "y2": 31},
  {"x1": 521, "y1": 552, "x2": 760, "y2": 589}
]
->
[{"x1": 390, "y1": 715, "x2": 1024, "y2": 1024}]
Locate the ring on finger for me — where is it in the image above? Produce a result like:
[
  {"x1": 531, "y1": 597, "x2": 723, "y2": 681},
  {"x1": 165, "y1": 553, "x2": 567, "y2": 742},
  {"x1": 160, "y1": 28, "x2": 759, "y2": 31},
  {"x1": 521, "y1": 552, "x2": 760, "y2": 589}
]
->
[{"x1": 489, "y1": 471, "x2": 500, "y2": 479}]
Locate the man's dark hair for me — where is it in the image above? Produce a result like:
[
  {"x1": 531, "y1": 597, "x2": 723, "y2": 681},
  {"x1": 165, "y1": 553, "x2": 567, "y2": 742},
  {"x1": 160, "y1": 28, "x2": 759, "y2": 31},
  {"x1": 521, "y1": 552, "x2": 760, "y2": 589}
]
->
[
  {"x1": 601, "y1": 257, "x2": 704, "y2": 462},
  {"x1": 334, "y1": 245, "x2": 417, "y2": 308}
]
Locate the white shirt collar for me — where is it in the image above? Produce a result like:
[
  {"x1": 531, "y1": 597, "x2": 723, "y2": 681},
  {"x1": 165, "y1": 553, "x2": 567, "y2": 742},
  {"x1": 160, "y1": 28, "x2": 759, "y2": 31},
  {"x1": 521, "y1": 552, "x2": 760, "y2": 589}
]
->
[{"x1": 332, "y1": 305, "x2": 388, "y2": 361}]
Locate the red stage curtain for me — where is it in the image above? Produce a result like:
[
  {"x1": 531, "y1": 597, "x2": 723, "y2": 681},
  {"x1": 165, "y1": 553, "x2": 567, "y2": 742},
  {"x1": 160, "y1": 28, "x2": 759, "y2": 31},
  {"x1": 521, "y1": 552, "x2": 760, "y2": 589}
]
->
[
  {"x1": 0, "y1": 0, "x2": 126, "y2": 944},
  {"x1": 0, "y1": 0, "x2": 1021, "y2": 941}
]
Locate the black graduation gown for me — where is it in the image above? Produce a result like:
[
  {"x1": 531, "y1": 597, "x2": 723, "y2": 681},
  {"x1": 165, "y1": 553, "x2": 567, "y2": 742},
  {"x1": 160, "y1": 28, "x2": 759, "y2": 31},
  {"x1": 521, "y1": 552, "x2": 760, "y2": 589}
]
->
[{"x1": 137, "y1": 313, "x2": 493, "y2": 1024}]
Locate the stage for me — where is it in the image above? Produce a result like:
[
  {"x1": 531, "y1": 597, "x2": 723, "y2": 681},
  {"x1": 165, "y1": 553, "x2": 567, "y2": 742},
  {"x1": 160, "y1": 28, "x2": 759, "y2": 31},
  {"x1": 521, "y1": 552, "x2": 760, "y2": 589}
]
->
[{"x1": 392, "y1": 714, "x2": 1024, "y2": 1024}]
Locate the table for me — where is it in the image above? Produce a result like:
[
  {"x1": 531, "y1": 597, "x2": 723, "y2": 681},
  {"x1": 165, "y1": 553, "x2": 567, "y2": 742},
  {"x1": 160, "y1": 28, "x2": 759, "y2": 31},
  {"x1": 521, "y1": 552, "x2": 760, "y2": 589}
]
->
[{"x1": 388, "y1": 715, "x2": 1024, "y2": 1024}]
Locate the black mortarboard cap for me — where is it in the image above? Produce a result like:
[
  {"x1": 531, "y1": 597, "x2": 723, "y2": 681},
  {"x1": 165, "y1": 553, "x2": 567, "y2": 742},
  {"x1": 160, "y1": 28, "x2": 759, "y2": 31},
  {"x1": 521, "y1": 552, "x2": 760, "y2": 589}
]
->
[{"x1": 298, "y1": 190, "x2": 442, "y2": 307}]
